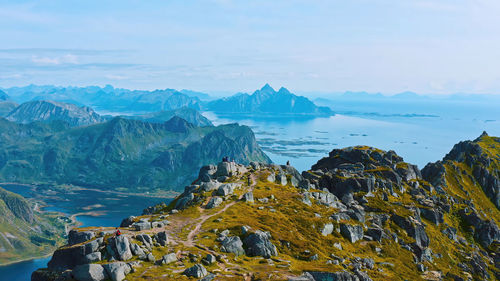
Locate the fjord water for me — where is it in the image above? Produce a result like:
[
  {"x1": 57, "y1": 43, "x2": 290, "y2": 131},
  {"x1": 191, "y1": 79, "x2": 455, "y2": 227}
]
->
[
  {"x1": 207, "y1": 102, "x2": 500, "y2": 172},
  {"x1": 0, "y1": 186, "x2": 170, "y2": 281}
]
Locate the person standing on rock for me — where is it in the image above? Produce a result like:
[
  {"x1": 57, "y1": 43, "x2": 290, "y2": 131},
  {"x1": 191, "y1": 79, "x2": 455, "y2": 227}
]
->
[{"x1": 115, "y1": 227, "x2": 121, "y2": 237}]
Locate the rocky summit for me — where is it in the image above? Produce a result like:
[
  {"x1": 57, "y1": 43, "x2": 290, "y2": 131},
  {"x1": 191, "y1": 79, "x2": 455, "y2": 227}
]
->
[{"x1": 32, "y1": 133, "x2": 499, "y2": 281}]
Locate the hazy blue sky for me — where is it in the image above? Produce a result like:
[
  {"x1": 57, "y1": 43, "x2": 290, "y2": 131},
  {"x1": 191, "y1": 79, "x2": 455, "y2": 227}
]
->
[{"x1": 0, "y1": 0, "x2": 499, "y2": 95}]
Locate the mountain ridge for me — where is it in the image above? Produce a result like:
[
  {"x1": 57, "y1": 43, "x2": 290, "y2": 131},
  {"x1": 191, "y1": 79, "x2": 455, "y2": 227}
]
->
[{"x1": 0, "y1": 116, "x2": 270, "y2": 192}]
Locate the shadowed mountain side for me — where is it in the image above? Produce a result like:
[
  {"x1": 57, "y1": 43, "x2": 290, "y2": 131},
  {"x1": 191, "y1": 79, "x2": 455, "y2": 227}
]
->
[{"x1": 0, "y1": 117, "x2": 271, "y2": 192}]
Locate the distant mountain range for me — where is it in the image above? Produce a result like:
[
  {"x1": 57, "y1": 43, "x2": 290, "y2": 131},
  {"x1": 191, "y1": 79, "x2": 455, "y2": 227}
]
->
[
  {"x1": 3, "y1": 84, "x2": 333, "y2": 116},
  {"x1": 205, "y1": 84, "x2": 333, "y2": 116},
  {"x1": 4, "y1": 85, "x2": 202, "y2": 113},
  {"x1": 0, "y1": 116, "x2": 270, "y2": 192},
  {"x1": 0, "y1": 186, "x2": 67, "y2": 265}
]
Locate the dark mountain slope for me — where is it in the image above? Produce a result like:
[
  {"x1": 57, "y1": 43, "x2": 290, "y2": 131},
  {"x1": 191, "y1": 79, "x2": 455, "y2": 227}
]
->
[{"x1": 0, "y1": 117, "x2": 270, "y2": 192}]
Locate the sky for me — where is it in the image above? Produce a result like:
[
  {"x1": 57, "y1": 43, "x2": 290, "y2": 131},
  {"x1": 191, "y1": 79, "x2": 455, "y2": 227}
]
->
[{"x1": 0, "y1": 0, "x2": 500, "y2": 95}]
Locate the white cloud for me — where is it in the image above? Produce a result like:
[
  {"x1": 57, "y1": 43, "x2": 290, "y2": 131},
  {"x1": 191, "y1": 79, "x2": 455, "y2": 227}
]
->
[
  {"x1": 31, "y1": 54, "x2": 79, "y2": 65},
  {"x1": 105, "y1": 74, "x2": 128, "y2": 80}
]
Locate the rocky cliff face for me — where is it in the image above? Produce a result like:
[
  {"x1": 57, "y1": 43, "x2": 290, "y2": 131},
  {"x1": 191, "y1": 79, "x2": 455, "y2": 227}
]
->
[
  {"x1": 31, "y1": 133, "x2": 500, "y2": 281},
  {"x1": 423, "y1": 131, "x2": 499, "y2": 209},
  {"x1": 6, "y1": 100, "x2": 106, "y2": 127},
  {"x1": 0, "y1": 187, "x2": 67, "y2": 265}
]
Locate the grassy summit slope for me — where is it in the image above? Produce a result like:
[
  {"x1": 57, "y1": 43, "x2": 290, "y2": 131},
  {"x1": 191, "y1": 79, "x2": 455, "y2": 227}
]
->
[{"x1": 32, "y1": 134, "x2": 500, "y2": 280}]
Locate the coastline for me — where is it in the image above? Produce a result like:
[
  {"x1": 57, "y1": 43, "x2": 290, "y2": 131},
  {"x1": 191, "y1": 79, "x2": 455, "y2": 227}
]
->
[
  {"x1": 0, "y1": 182, "x2": 179, "y2": 199},
  {"x1": 0, "y1": 253, "x2": 53, "y2": 268}
]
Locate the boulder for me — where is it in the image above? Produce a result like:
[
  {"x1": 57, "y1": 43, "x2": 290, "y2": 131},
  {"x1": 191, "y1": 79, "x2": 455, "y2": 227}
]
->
[
  {"x1": 200, "y1": 181, "x2": 221, "y2": 192},
  {"x1": 183, "y1": 264, "x2": 208, "y2": 278},
  {"x1": 48, "y1": 241, "x2": 98, "y2": 271},
  {"x1": 200, "y1": 273, "x2": 216, "y2": 281},
  {"x1": 321, "y1": 223, "x2": 334, "y2": 236},
  {"x1": 107, "y1": 236, "x2": 132, "y2": 261},
  {"x1": 442, "y1": 227, "x2": 458, "y2": 241},
  {"x1": 133, "y1": 222, "x2": 151, "y2": 231},
  {"x1": 307, "y1": 270, "x2": 367, "y2": 281},
  {"x1": 147, "y1": 253, "x2": 156, "y2": 262},
  {"x1": 391, "y1": 215, "x2": 429, "y2": 248},
  {"x1": 243, "y1": 191, "x2": 254, "y2": 203},
  {"x1": 243, "y1": 230, "x2": 278, "y2": 258},
  {"x1": 474, "y1": 220, "x2": 500, "y2": 248},
  {"x1": 365, "y1": 228, "x2": 387, "y2": 242},
  {"x1": 203, "y1": 254, "x2": 217, "y2": 265},
  {"x1": 339, "y1": 224, "x2": 363, "y2": 243},
  {"x1": 220, "y1": 236, "x2": 245, "y2": 256},
  {"x1": 299, "y1": 179, "x2": 314, "y2": 190},
  {"x1": 129, "y1": 243, "x2": 146, "y2": 260},
  {"x1": 72, "y1": 264, "x2": 108, "y2": 281},
  {"x1": 216, "y1": 161, "x2": 243, "y2": 177},
  {"x1": 119, "y1": 216, "x2": 136, "y2": 227},
  {"x1": 419, "y1": 208, "x2": 444, "y2": 225},
  {"x1": 174, "y1": 192, "x2": 194, "y2": 210},
  {"x1": 206, "y1": 197, "x2": 223, "y2": 209},
  {"x1": 135, "y1": 234, "x2": 153, "y2": 249},
  {"x1": 161, "y1": 253, "x2": 177, "y2": 264},
  {"x1": 267, "y1": 172, "x2": 276, "y2": 183},
  {"x1": 216, "y1": 183, "x2": 237, "y2": 196},
  {"x1": 83, "y1": 252, "x2": 101, "y2": 263},
  {"x1": 199, "y1": 165, "x2": 217, "y2": 182},
  {"x1": 154, "y1": 231, "x2": 169, "y2": 247},
  {"x1": 277, "y1": 173, "x2": 287, "y2": 185},
  {"x1": 102, "y1": 262, "x2": 131, "y2": 281},
  {"x1": 68, "y1": 230, "x2": 95, "y2": 245}
]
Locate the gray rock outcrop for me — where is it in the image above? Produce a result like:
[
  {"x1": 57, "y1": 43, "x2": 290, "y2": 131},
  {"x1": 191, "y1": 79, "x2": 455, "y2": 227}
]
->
[{"x1": 243, "y1": 230, "x2": 278, "y2": 258}]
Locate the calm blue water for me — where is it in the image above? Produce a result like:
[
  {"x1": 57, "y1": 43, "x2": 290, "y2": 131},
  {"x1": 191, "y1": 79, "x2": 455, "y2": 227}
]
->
[
  {"x1": 0, "y1": 185, "x2": 171, "y2": 281},
  {"x1": 206, "y1": 106, "x2": 500, "y2": 172}
]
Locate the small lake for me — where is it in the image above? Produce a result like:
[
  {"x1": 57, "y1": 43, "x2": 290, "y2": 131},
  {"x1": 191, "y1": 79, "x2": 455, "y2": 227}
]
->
[{"x1": 0, "y1": 184, "x2": 171, "y2": 281}]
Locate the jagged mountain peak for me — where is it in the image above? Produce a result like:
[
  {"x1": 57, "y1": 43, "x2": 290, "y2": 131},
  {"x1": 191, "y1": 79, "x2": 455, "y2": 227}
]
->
[{"x1": 260, "y1": 83, "x2": 275, "y2": 92}]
